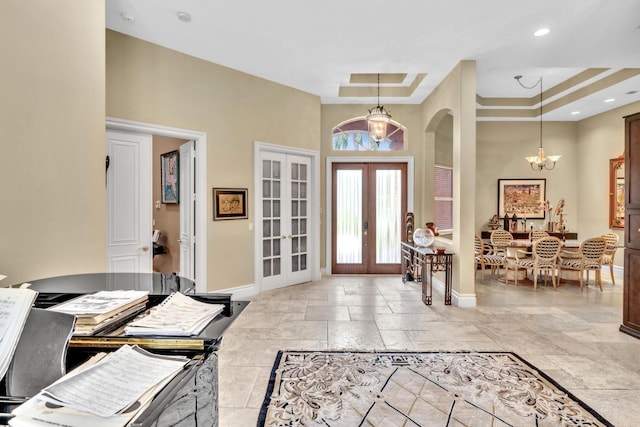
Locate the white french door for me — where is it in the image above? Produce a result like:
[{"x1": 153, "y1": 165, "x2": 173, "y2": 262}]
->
[{"x1": 258, "y1": 151, "x2": 312, "y2": 291}]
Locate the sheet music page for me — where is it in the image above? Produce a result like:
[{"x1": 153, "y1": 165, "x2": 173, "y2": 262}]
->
[
  {"x1": 0, "y1": 287, "x2": 38, "y2": 379},
  {"x1": 40, "y1": 344, "x2": 188, "y2": 417}
]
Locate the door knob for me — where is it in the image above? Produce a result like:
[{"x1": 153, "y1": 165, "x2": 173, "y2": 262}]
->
[
  {"x1": 281, "y1": 235, "x2": 287, "y2": 239},
  {"x1": 141, "y1": 246, "x2": 149, "y2": 252}
]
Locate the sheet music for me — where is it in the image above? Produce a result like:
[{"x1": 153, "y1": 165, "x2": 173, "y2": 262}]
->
[
  {"x1": 0, "y1": 287, "x2": 38, "y2": 380},
  {"x1": 39, "y1": 344, "x2": 188, "y2": 417},
  {"x1": 48, "y1": 290, "x2": 149, "y2": 317},
  {"x1": 125, "y1": 292, "x2": 224, "y2": 336}
]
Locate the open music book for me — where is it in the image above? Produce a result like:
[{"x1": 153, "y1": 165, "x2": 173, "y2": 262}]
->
[
  {"x1": 0, "y1": 287, "x2": 38, "y2": 381},
  {"x1": 125, "y1": 292, "x2": 225, "y2": 336}
]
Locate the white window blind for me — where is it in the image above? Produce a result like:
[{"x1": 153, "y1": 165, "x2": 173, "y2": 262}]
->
[{"x1": 434, "y1": 165, "x2": 453, "y2": 232}]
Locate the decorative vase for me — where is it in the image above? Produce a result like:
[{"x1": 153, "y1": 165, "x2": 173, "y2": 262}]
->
[{"x1": 413, "y1": 228, "x2": 435, "y2": 247}]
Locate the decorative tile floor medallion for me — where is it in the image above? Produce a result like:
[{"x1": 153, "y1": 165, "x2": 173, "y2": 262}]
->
[{"x1": 258, "y1": 351, "x2": 612, "y2": 426}]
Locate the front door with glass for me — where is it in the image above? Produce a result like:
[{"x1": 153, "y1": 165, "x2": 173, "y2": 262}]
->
[{"x1": 331, "y1": 163, "x2": 407, "y2": 274}]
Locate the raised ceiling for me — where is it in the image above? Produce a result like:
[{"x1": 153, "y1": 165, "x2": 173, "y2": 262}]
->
[{"x1": 106, "y1": 0, "x2": 640, "y2": 121}]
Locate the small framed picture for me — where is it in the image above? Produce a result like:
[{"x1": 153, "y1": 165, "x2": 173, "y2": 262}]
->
[
  {"x1": 161, "y1": 150, "x2": 179, "y2": 204},
  {"x1": 213, "y1": 188, "x2": 248, "y2": 220}
]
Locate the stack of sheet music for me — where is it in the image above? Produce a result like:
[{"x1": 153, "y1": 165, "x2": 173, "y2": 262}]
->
[
  {"x1": 9, "y1": 344, "x2": 189, "y2": 427},
  {"x1": 125, "y1": 292, "x2": 225, "y2": 336},
  {"x1": 0, "y1": 287, "x2": 38, "y2": 380},
  {"x1": 48, "y1": 290, "x2": 149, "y2": 336}
]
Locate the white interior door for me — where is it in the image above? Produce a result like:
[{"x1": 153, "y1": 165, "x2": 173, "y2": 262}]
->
[
  {"x1": 259, "y1": 151, "x2": 312, "y2": 291},
  {"x1": 179, "y1": 141, "x2": 195, "y2": 280},
  {"x1": 106, "y1": 130, "x2": 152, "y2": 273}
]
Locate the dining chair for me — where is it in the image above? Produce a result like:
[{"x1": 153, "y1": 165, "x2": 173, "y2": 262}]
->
[
  {"x1": 529, "y1": 230, "x2": 549, "y2": 241},
  {"x1": 511, "y1": 236, "x2": 562, "y2": 290},
  {"x1": 490, "y1": 230, "x2": 513, "y2": 259},
  {"x1": 474, "y1": 235, "x2": 506, "y2": 282},
  {"x1": 559, "y1": 237, "x2": 607, "y2": 291},
  {"x1": 601, "y1": 232, "x2": 619, "y2": 285}
]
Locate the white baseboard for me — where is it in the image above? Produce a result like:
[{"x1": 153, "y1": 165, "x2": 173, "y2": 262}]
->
[
  {"x1": 452, "y1": 292, "x2": 477, "y2": 307},
  {"x1": 210, "y1": 283, "x2": 258, "y2": 299}
]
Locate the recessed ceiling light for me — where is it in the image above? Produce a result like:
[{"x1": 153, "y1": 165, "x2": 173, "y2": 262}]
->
[
  {"x1": 604, "y1": 98, "x2": 616, "y2": 103},
  {"x1": 534, "y1": 28, "x2": 550, "y2": 37},
  {"x1": 570, "y1": 111, "x2": 580, "y2": 115},
  {"x1": 177, "y1": 11, "x2": 191, "y2": 22},
  {"x1": 121, "y1": 13, "x2": 135, "y2": 23}
]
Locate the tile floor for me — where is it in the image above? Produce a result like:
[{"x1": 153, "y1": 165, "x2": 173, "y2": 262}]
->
[{"x1": 217, "y1": 270, "x2": 640, "y2": 427}]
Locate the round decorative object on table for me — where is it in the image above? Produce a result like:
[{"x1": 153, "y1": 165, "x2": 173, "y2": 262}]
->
[{"x1": 413, "y1": 228, "x2": 435, "y2": 247}]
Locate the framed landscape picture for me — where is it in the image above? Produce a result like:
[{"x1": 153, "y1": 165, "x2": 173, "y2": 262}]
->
[{"x1": 498, "y1": 178, "x2": 546, "y2": 219}]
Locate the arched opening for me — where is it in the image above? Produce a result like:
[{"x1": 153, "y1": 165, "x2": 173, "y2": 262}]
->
[{"x1": 332, "y1": 117, "x2": 405, "y2": 151}]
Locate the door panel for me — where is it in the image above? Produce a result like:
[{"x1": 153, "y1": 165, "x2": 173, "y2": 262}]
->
[
  {"x1": 332, "y1": 163, "x2": 406, "y2": 274},
  {"x1": 179, "y1": 141, "x2": 195, "y2": 279},
  {"x1": 106, "y1": 130, "x2": 152, "y2": 273},
  {"x1": 260, "y1": 152, "x2": 312, "y2": 290}
]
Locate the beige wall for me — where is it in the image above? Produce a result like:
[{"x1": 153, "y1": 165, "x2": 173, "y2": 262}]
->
[
  {"x1": 106, "y1": 30, "x2": 321, "y2": 291},
  {"x1": 152, "y1": 136, "x2": 185, "y2": 274},
  {"x1": 0, "y1": 1, "x2": 106, "y2": 285},
  {"x1": 475, "y1": 121, "x2": 579, "y2": 233}
]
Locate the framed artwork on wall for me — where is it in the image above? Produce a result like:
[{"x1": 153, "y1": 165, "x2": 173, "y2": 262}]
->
[
  {"x1": 161, "y1": 150, "x2": 179, "y2": 204},
  {"x1": 213, "y1": 188, "x2": 248, "y2": 220},
  {"x1": 498, "y1": 178, "x2": 546, "y2": 219}
]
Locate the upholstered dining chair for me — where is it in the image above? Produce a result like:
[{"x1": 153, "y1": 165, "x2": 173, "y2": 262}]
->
[
  {"x1": 490, "y1": 230, "x2": 513, "y2": 259},
  {"x1": 601, "y1": 232, "x2": 619, "y2": 285},
  {"x1": 559, "y1": 237, "x2": 607, "y2": 291},
  {"x1": 511, "y1": 236, "x2": 562, "y2": 290},
  {"x1": 474, "y1": 235, "x2": 506, "y2": 282}
]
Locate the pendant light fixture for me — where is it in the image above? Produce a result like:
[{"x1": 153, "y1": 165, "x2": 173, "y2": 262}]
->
[
  {"x1": 366, "y1": 73, "x2": 391, "y2": 144},
  {"x1": 515, "y1": 75, "x2": 561, "y2": 171}
]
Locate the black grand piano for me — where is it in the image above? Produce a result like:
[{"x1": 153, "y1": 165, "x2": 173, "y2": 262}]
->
[{"x1": 1, "y1": 272, "x2": 248, "y2": 427}]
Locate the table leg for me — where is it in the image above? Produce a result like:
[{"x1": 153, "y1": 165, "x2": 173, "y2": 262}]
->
[
  {"x1": 444, "y1": 255, "x2": 452, "y2": 305},
  {"x1": 422, "y1": 256, "x2": 432, "y2": 305}
]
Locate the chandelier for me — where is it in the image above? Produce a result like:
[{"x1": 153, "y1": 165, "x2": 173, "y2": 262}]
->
[
  {"x1": 515, "y1": 75, "x2": 561, "y2": 171},
  {"x1": 366, "y1": 73, "x2": 391, "y2": 143}
]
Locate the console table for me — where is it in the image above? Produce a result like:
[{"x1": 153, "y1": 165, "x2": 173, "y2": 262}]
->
[{"x1": 401, "y1": 242, "x2": 453, "y2": 305}]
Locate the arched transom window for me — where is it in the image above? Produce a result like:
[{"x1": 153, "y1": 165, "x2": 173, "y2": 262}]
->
[{"x1": 332, "y1": 117, "x2": 405, "y2": 151}]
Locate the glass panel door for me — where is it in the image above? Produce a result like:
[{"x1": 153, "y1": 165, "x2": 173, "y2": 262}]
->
[
  {"x1": 332, "y1": 163, "x2": 406, "y2": 274},
  {"x1": 261, "y1": 159, "x2": 282, "y2": 279},
  {"x1": 375, "y1": 168, "x2": 402, "y2": 264},
  {"x1": 259, "y1": 152, "x2": 312, "y2": 290},
  {"x1": 336, "y1": 169, "x2": 363, "y2": 264}
]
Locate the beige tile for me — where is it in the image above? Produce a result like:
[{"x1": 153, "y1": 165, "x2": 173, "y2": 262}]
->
[
  {"x1": 304, "y1": 305, "x2": 350, "y2": 321},
  {"x1": 216, "y1": 273, "x2": 640, "y2": 426},
  {"x1": 328, "y1": 320, "x2": 385, "y2": 349}
]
